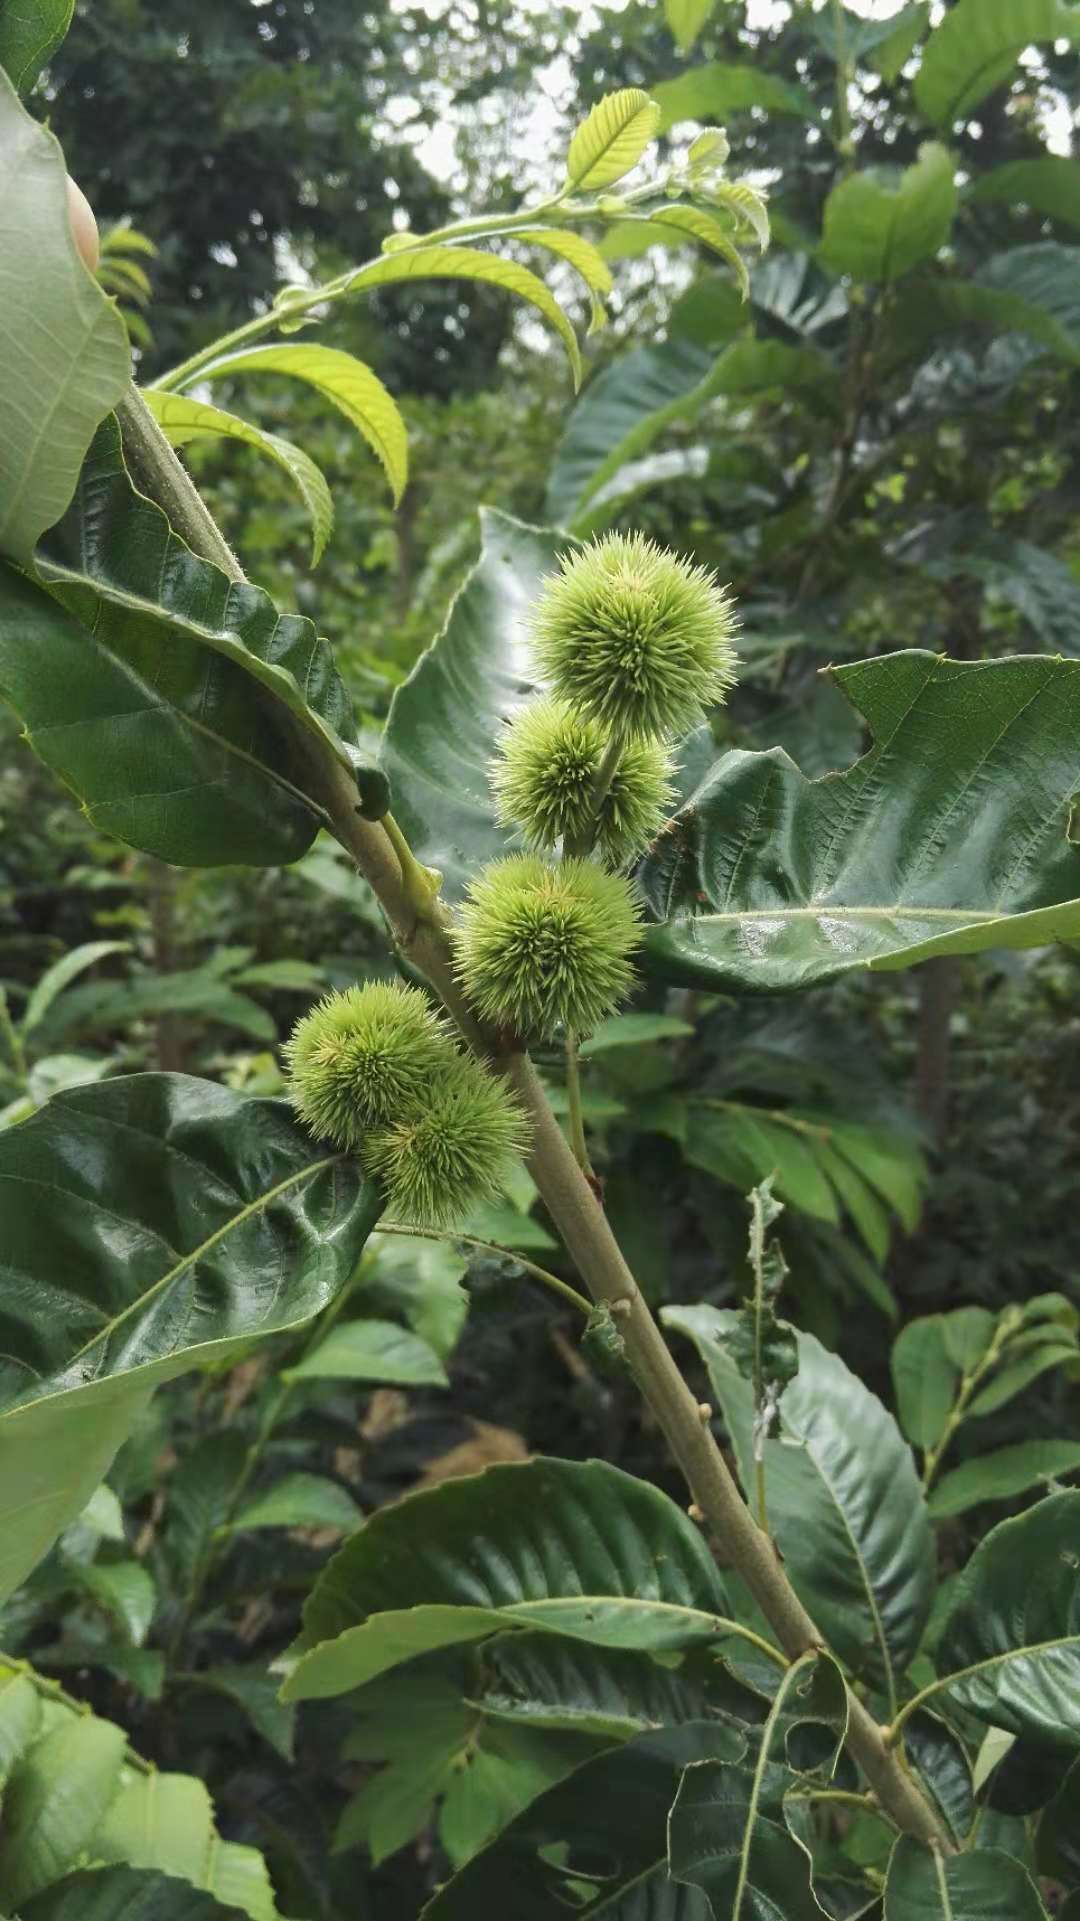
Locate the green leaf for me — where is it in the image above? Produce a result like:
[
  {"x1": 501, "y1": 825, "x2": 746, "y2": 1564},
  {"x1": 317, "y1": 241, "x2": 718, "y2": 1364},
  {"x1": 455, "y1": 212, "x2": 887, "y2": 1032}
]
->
[
  {"x1": 664, "y1": 1306, "x2": 933, "y2": 1703},
  {"x1": 283, "y1": 1457, "x2": 739, "y2": 1702},
  {"x1": 0, "y1": 0, "x2": 74, "y2": 91},
  {"x1": 181, "y1": 344, "x2": 408, "y2": 506},
  {"x1": 941, "y1": 1307, "x2": 996, "y2": 1372},
  {"x1": 640, "y1": 651, "x2": 1080, "y2": 994},
  {"x1": 0, "y1": 71, "x2": 129, "y2": 564},
  {"x1": 0, "y1": 1710, "x2": 128, "y2": 1906},
  {"x1": 140, "y1": 391, "x2": 334, "y2": 565},
  {"x1": 74, "y1": 1559, "x2": 156, "y2": 1646},
  {"x1": 546, "y1": 337, "x2": 715, "y2": 527},
  {"x1": 883, "y1": 1836, "x2": 1048, "y2": 1919},
  {"x1": 420, "y1": 1722, "x2": 744, "y2": 1919},
  {"x1": 94, "y1": 1770, "x2": 279, "y2": 1918},
  {"x1": 818, "y1": 143, "x2": 957, "y2": 283},
  {"x1": 666, "y1": 0, "x2": 721, "y2": 54},
  {"x1": 968, "y1": 1339, "x2": 1078, "y2": 1416},
  {"x1": 379, "y1": 508, "x2": 561, "y2": 899},
  {"x1": 653, "y1": 62, "x2": 816, "y2": 132},
  {"x1": 179, "y1": 1667, "x2": 296, "y2": 1763},
  {"x1": 282, "y1": 1317, "x2": 448, "y2": 1387},
  {"x1": 914, "y1": 0, "x2": 1080, "y2": 127},
  {"x1": 521, "y1": 228, "x2": 614, "y2": 301},
  {"x1": 19, "y1": 941, "x2": 131, "y2": 1037},
  {"x1": 578, "y1": 1013, "x2": 693, "y2": 1056},
  {"x1": 363, "y1": 1232, "x2": 469, "y2": 1361},
  {"x1": 929, "y1": 1441, "x2": 1080, "y2": 1519},
  {"x1": 865, "y1": 2, "x2": 929, "y2": 80},
  {"x1": 638, "y1": 206, "x2": 751, "y2": 297},
  {"x1": 891, "y1": 1318, "x2": 958, "y2": 1450},
  {"x1": 1037, "y1": 1755, "x2": 1080, "y2": 1886},
  {"x1": 935, "y1": 1490, "x2": 1080, "y2": 1746},
  {"x1": 347, "y1": 245, "x2": 581, "y2": 389},
  {"x1": 564, "y1": 88, "x2": 660, "y2": 191},
  {"x1": 0, "y1": 1073, "x2": 380, "y2": 1604},
  {"x1": 21, "y1": 1867, "x2": 250, "y2": 1919},
  {"x1": 468, "y1": 1633, "x2": 726, "y2": 1741},
  {"x1": 970, "y1": 156, "x2": 1080, "y2": 231},
  {"x1": 682, "y1": 1107, "x2": 839, "y2": 1222},
  {"x1": 905, "y1": 1711, "x2": 974, "y2": 1846},
  {"x1": 224, "y1": 1472, "x2": 362, "y2": 1536}
]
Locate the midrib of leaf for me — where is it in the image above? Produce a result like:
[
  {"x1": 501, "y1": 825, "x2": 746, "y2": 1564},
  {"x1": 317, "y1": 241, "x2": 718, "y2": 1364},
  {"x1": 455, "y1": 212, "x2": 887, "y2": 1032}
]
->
[
  {"x1": 946, "y1": 48, "x2": 1026, "y2": 126},
  {"x1": 932, "y1": 1844, "x2": 955, "y2": 1919},
  {"x1": 28, "y1": 1150, "x2": 343, "y2": 1388},
  {"x1": 905, "y1": 1630, "x2": 1080, "y2": 1722},
  {"x1": 689, "y1": 906, "x2": 1004, "y2": 925},
  {"x1": 784, "y1": 1430, "x2": 897, "y2": 1715},
  {"x1": 731, "y1": 1653, "x2": 815, "y2": 1918},
  {"x1": 505, "y1": 1601, "x2": 783, "y2": 1657}
]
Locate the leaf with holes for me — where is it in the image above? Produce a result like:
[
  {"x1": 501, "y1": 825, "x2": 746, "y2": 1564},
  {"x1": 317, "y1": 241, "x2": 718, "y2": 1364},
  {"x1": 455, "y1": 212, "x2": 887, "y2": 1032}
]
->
[
  {"x1": 664, "y1": 1306, "x2": 934, "y2": 1704},
  {"x1": 883, "y1": 1837, "x2": 1048, "y2": 1919},
  {"x1": 140, "y1": 391, "x2": 334, "y2": 564},
  {"x1": 180, "y1": 344, "x2": 408, "y2": 505},
  {"x1": 0, "y1": 1073, "x2": 380, "y2": 1605},
  {"x1": 640, "y1": 651, "x2": 1080, "y2": 994},
  {"x1": 564, "y1": 88, "x2": 659, "y2": 191},
  {"x1": 283, "y1": 1457, "x2": 745, "y2": 1702}
]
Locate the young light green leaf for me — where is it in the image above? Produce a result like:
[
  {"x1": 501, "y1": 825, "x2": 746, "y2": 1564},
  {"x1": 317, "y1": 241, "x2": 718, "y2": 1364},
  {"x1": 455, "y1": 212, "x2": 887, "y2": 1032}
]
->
[
  {"x1": 578, "y1": 1013, "x2": 693, "y2": 1056},
  {"x1": 641, "y1": 651, "x2": 1080, "y2": 994},
  {"x1": 0, "y1": 71, "x2": 129, "y2": 564},
  {"x1": 95, "y1": 1769, "x2": 279, "y2": 1918},
  {"x1": 914, "y1": 0, "x2": 1080, "y2": 128},
  {"x1": 934, "y1": 1490, "x2": 1080, "y2": 1746},
  {"x1": 182, "y1": 343, "x2": 408, "y2": 505},
  {"x1": 564, "y1": 88, "x2": 660, "y2": 192},
  {"x1": 521, "y1": 228, "x2": 614, "y2": 298},
  {"x1": 282, "y1": 1318, "x2": 448, "y2": 1387},
  {"x1": 140, "y1": 391, "x2": 334, "y2": 564},
  {"x1": 0, "y1": 1714, "x2": 128, "y2": 1907},
  {"x1": 0, "y1": 0, "x2": 74, "y2": 92},
  {"x1": 20, "y1": 941, "x2": 131, "y2": 1037},
  {"x1": 223, "y1": 1472, "x2": 362, "y2": 1536},
  {"x1": 0, "y1": 1074, "x2": 380, "y2": 1605},
  {"x1": 818, "y1": 143, "x2": 957, "y2": 283},
  {"x1": 346, "y1": 245, "x2": 582, "y2": 388},
  {"x1": 642, "y1": 205, "x2": 751, "y2": 297},
  {"x1": 666, "y1": 0, "x2": 721, "y2": 54},
  {"x1": 884, "y1": 1836, "x2": 1048, "y2": 1919}
]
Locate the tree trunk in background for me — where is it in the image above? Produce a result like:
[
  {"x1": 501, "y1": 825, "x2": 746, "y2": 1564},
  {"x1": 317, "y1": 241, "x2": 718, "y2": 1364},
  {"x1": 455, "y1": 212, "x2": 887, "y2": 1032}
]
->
[
  {"x1": 915, "y1": 956, "x2": 959, "y2": 1149},
  {"x1": 146, "y1": 857, "x2": 185, "y2": 1073}
]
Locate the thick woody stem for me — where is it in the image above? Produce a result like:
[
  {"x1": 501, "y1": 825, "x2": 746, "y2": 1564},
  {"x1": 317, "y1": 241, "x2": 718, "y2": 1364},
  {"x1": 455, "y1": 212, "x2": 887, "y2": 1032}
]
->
[{"x1": 123, "y1": 398, "x2": 953, "y2": 1854}]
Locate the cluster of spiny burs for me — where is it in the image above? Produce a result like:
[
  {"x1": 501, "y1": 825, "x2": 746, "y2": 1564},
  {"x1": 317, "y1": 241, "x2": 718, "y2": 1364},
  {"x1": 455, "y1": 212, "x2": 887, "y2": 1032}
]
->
[{"x1": 285, "y1": 533, "x2": 738, "y2": 1227}]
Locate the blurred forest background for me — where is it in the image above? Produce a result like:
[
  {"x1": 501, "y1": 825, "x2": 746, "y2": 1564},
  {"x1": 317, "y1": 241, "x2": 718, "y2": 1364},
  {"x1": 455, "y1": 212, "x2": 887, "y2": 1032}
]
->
[{"x1": 3, "y1": 1, "x2": 1080, "y2": 1912}]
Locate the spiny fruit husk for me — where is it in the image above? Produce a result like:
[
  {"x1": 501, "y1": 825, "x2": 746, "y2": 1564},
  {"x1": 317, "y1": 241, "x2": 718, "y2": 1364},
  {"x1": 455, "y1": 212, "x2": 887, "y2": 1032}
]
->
[
  {"x1": 491, "y1": 695, "x2": 673, "y2": 864},
  {"x1": 365, "y1": 1053, "x2": 530, "y2": 1229},
  {"x1": 283, "y1": 981, "x2": 455, "y2": 1149}
]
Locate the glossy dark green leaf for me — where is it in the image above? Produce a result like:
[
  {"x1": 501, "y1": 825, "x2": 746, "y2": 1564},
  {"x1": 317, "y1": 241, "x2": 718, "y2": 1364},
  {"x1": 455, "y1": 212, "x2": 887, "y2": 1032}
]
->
[
  {"x1": 545, "y1": 338, "x2": 716, "y2": 527},
  {"x1": 929, "y1": 1441, "x2": 1080, "y2": 1520},
  {"x1": 914, "y1": 0, "x2": 1080, "y2": 126},
  {"x1": 664, "y1": 1306, "x2": 933, "y2": 1704},
  {"x1": 224, "y1": 1472, "x2": 362, "y2": 1536},
  {"x1": 421, "y1": 1722, "x2": 743, "y2": 1919},
  {"x1": 668, "y1": 1650, "x2": 847, "y2": 1918},
  {"x1": 177, "y1": 1667, "x2": 297, "y2": 1763},
  {"x1": 468, "y1": 1633, "x2": 731, "y2": 1741},
  {"x1": 934, "y1": 1491, "x2": 1080, "y2": 1746},
  {"x1": 883, "y1": 1837, "x2": 1048, "y2": 1919},
  {"x1": 283, "y1": 1457, "x2": 741, "y2": 1702},
  {"x1": 21, "y1": 1867, "x2": 248, "y2": 1920},
  {"x1": 640, "y1": 651, "x2": 1080, "y2": 993},
  {"x1": 378, "y1": 509, "x2": 561, "y2": 898},
  {"x1": 818, "y1": 144, "x2": 957, "y2": 284},
  {"x1": 0, "y1": 73, "x2": 129, "y2": 561},
  {"x1": 904, "y1": 1712, "x2": 974, "y2": 1845},
  {"x1": 0, "y1": 1073, "x2": 380, "y2": 1604},
  {"x1": 1037, "y1": 1754, "x2": 1080, "y2": 1886}
]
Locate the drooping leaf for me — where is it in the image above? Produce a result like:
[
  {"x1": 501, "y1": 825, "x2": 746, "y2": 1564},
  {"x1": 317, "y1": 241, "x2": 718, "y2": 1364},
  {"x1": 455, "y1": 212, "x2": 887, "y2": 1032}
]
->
[
  {"x1": 283, "y1": 1457, "x2": 740, "y2": 1702},
  {"x1": 0, "y1": 1709, "x2": 128, "y2": 1906},
  {"x1": 282, "y1": 1317, "x2": 448, "y2": 1386},
  {"x1": 640, "y1": 651, "x2": 1080, "y2": 994},
  {"x1": 564, "y1": 89, "x2": 660, "y2": 192},
  {"x1": 818, "y1": 144, "x2": 957, "y2": 284},
  {"x1": 0, "y1": 1073, "x2": 380, "y2": 1604},
  {"x1": 94, "y1": 1770, "x2": 278, "y2": 1918},
  {"x1": 914, "y1": 0, "x2": 1080, "y2": 127},
  {"x1": 664, "y1": 1306, "x2": 934, "y2": 1703},
  {"x1": 178, "y1": 1667, "x2": 297, "y2": 1763},
  {"x1": 74, "y1": 1559, "x2": 156, "y2": 1645},
  {"x1": 966, "y1": 1337, "x2": 1079, "y2": 1417},
  {"x1": 468, "y1": 1632, "x2": 732, "y2": 1741},
  {"x1": 346, "y1": 245, "x2": 581, "y2": 389},
  {"x1": 379, "y1": 508, "x2": 561, "y2": 898},
  {"x1": 933, "y1": 1490, "x2": 1080, "y2": 1746},
  {"x1": 362, "y1": 1232, "x2": 469, "y2": 1360},
  {"x1": 0, "y1": 0, "x2": 74, "y2": 91},
  {"x1": 637, "y1": 206, "x2": 752, "y2": 297},
  {"x1": 21, "y1": 1866, "x2": 249, "y2": 1920},
  {"x1": 224, "y1": 1472, "x2": 363, "y2": 1536},
  {"x1": 883, "y1": 1836, "x2": 1048, "y2": 1919},
  {"x1": 904, "y1": 1712, "x2": 975, "y2": 1846},
  {"x1": 653, "y1": 62, "x2": 816, "y2": 132},
  {"x1": 19, "y1": 942, "x2": 131, "y2": 1037},
  {"x1": 665, "y1": 0, "x2": 721, "y2": 54},
  {"x1": 668, "y1": 1649, "x2": 847, "y2": 1917},
  {"x1": 180, "y1": 344, "x2": 408, "y2": 505},
  {"x1": 420, "y1": 1723, "x2": 744, "y2": 1919},
  {"x1": 891, "y1": 1318, "x2": 958, "y2": 1450},
  {"x1": 865, "y1": 1, "x2": 929, "y2": 80},
  {"x1": 970, "y1": 156, "x2": 1080, "y2": 231},
  {"x1": 0, "y1": 71, "x2": 129, "y2": 564},
  {"x1": 140, "y1": 391, "x2": 334, "y2": 564},
  {"x1": 521, "y1": 227, "x2": 614, "y2": 302},
  {"x1": 929, "y1": 1441, "x2": 1080, "y2": 1519}
]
